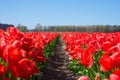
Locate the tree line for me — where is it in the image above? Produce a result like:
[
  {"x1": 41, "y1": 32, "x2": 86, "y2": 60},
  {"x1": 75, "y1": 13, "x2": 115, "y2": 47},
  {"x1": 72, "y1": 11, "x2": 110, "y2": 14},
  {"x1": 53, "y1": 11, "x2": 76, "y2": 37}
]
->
[
  {"x1": 17, "y1": 24, "x2": 120, "y2": 32},
  {"x1": 1, "y1": 23, "x2": 120, "y2": 32}
]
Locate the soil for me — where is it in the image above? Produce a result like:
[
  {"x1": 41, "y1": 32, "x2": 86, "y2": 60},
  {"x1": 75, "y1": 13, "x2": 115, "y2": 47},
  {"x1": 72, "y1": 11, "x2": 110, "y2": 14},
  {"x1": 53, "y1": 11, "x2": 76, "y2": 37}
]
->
[{"x1": 42, "y1": 37, "x2": 79, "y2": 80}]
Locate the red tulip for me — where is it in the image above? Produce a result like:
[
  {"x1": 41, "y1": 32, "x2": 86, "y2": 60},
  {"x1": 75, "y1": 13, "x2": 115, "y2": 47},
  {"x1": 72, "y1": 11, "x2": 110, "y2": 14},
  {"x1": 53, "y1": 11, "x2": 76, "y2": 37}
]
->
[
  {"x1": 110, "y1": 52, "x2": 120, "y2": 68},
  {"x1": 8, "y1": 63, "x2": 19, "y2": 78},
  {"x1": 7, "y1": 27, "x2": 19, "y2": 36},
  {"x1": 78, "y1": 76, "x2": 90, "y2": 80},
  {"x1": 17, "y1": 58, "x2": 39, "y2": 78},
  {"x1": 102, "y1": 41, "x2": 112, "y2": 52},
  {"x1": 32, "y1": 48, "x2": 48, "y2": 62},
  {"x1": 0, "y1": 64, "x2": 6, "y2": 77},
  {"x1": 110, "y1": 70, "x2": 120, "y2": 80},
  {"x1": 0, "y1": 29, "x2": 5, "y2": 38},
  {"x1": 21, "y1": 38, "x2": 33, "y2": 51},
  {"x1": 12, "y1": 40, "x2": 22, "y2": 48},
  {"x1": 2, "y1": 45, "x2": 22, "y2": 64},
  {"x1": 99, "y1": 55, "x2": 115, "y2": 72},
  {"x1": 81, "y1": 48, "x2": 93, "y2": 68}
]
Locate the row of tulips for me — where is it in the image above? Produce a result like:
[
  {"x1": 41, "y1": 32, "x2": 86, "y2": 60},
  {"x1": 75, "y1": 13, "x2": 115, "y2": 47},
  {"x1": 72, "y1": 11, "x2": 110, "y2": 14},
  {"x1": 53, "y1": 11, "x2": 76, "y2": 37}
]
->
[
  {"x1": 0, "y1": 27, "x2": 58, "y2": 80},
  {"x1": 61, "y1": 32, "x2": 120, "y2": 80}
]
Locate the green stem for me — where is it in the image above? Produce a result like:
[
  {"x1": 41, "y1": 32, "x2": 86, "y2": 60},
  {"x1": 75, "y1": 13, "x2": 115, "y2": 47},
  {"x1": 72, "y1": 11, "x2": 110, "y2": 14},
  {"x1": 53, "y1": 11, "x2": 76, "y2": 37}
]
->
[{"x1": 88, "y1": 68, "x2": 95, "y2": 80}]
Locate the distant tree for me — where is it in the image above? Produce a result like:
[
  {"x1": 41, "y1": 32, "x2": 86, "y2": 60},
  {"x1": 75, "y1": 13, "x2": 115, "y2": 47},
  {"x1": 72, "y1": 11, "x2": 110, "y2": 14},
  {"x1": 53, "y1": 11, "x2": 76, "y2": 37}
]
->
[
  {"x1": 32, "y1": 24, "x2": 120, "y2": 32},
  {"x1": 16, "y1": 24, "x2": 27, "y2": 32},
  {"x1": 34, "y1": 24, "x2": 43, "y2": 31}
]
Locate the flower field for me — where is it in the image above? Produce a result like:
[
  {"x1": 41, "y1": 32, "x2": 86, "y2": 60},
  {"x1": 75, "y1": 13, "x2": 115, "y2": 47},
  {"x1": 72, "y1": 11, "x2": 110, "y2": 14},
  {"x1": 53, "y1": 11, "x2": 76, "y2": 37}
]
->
[
  {"x1": 0, "y1": 27, "x2": 120, "y2": 80},
  {"x1": 0, "y1": 27, "x2": 58, "y2": 80},
  {"x1": 61, "y1": 32, "x2": 120, "y2": 80}
]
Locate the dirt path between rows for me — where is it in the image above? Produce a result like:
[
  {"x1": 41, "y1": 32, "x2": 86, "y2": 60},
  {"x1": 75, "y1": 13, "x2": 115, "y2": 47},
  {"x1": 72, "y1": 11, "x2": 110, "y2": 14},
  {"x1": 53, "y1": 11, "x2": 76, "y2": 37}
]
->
[{"x1": 42, "y1": 37, "x2": 79, "y2": 80}]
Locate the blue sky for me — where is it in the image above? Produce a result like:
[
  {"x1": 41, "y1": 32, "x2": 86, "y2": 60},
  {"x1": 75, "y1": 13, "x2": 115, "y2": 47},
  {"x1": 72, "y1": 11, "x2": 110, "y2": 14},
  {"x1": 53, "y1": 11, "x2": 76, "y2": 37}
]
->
[{"x1": 0, "y1": 0, "x2": 120, "y2": 29}]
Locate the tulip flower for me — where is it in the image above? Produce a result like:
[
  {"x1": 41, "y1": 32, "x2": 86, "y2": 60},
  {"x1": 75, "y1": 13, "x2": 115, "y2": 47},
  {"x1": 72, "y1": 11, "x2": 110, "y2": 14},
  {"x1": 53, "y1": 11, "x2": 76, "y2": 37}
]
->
[
  {"x1": 78, "y1": 76, "x2": 90, "y2": 80},
  {"x1": 0, "y1": 64, "x2": 6, "y2": 77}
]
